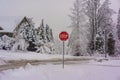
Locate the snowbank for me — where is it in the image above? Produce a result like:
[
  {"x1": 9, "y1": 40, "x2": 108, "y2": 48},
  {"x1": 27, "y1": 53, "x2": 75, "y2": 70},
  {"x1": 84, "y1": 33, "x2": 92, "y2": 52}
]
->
[{"x1": 0, "y1": 63, "x2": 120, "y2": 80}]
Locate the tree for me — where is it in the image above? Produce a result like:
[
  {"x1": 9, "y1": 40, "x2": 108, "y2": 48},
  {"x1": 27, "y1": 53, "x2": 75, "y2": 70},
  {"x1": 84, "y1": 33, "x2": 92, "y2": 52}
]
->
[
  {"x1": 37, "y1": 19, "x2": 47, "y2": 43},
  {"x1": 46, "y1": 24, "x2": 54, "y2": 42},
  {"x1": 97, "y1": 0, "x2": 115, "y2": 54},
  {"x1": 86, "y1": 0, "x2": 115, "y2": 55},
  {"x1": 86, "y1": 0, "x2": 100, "y2": 54},
  {"x1": 107, "y1": 33, "x2": 115, "y2": 56},
  {"x1": 26, "y1": 27, "x2": 37, "y2": 51},
  {"x1": 36, "y1": 20, "x2": 54, "y2": 54},
  {"x1": 68, "y1": 0, "x2": 89, "y2": 56},
  {"x1": 0, "y1": 35, "x2": 14, "y2": 50},
  {"x1": 13, "y1": 17, "x2": 37, "y2": 51},
  {"x1": 117, "y1": 9, "x2": 120, "y2": 40},
  {"x1": 115, "y1": 8, "x2": 120, "y2": 54}
]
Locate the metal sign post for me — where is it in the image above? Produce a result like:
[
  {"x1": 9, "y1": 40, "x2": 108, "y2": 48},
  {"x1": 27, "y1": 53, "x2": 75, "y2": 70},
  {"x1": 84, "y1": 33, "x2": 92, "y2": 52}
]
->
[
  {"x1": 59, "y1": 31, "x2": 69, "y2": 69},
  {"x1": 63, "y1": 41, "x2": 65, "y2": 68}
]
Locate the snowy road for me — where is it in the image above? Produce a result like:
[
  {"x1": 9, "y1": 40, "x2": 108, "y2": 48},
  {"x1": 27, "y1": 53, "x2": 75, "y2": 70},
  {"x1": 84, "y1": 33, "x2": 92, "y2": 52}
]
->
[
  {"x1": 0, "y1": 58, "x2": 92, "y2": 71},
  {"x1": 0, "y1": 58, "x2": 120, "y2": 72}
]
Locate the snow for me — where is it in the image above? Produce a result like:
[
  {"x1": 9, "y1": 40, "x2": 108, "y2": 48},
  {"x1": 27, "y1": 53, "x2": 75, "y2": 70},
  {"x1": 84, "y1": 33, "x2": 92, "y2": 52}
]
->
[
  {"x1": 90, "y1": 59, "x2": 120, "y2": 66},
  {"x1": 0, "y1": 30, "x2": 13, "y2": 33},
  {"x1": 0, "y1": 50, "x2": 77, "y2": 61},
  {"x1": 0, "y1": 62, "x2": 120, "y2": 80},
  {"x1": 0, "y1": 58, "x2": 6, "y2": 65},
  {"x1": 0, "y1": 50, "x2": 120, "y2": 80}
]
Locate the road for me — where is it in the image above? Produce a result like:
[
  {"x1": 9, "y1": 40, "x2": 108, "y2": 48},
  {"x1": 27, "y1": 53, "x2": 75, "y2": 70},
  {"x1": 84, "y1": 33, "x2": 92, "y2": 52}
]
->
[
  {"x1": 0, "y1": 57, "x2": 119, "y2": 72},
  {"x1": 0, "y1": 58, "x2": 92, "y2": 71}
]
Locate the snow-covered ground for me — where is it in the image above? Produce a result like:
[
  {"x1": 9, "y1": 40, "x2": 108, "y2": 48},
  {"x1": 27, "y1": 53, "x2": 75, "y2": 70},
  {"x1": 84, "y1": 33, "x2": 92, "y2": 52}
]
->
[
  {"x1": 0, "y1": 50, "x2": 94, "y2": 62},
  {"x1": 0, "y1": 50, "x2": 74, "y2": 61},
  {"x1": 0, "y1": 59, "x2": 6, "y2": 65},
  {"x1": 0, "y1": 50, "x2": 120, "y2": 80},
  {"x1": 0, "y1": 61, "x2": 120, "y2": 80}
]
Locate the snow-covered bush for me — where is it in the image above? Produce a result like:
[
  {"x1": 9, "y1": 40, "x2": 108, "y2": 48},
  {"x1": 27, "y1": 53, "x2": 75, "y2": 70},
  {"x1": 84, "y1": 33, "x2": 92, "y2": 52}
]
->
[
  {"x1": 12, "y1": 38, "x2": 29, "y2": 51},
  {"x1": 36, "y1": 42, "x2": 55, "y2": 54},
  {"x1": 0, "y1": 35, "x2": 14, "y2": 50}
]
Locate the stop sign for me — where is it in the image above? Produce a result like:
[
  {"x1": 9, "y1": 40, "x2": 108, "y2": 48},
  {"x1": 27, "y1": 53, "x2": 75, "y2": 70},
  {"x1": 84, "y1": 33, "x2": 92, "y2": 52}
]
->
[{"x1": 59, "y1": 31, "x2": 69, "y2": 41}]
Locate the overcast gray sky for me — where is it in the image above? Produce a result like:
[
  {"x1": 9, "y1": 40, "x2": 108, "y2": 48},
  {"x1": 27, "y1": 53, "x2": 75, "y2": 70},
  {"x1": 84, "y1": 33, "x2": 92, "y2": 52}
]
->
[{"x1": 0, "y1": 0, "x2": 120, "y2": 37}]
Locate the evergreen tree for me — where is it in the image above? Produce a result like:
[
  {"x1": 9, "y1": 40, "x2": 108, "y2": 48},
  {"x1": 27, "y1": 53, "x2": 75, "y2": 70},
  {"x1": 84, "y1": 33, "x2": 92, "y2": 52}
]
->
[
  {"x1": 37, "y1": 19, "x2": 47, "y2": 43},
  {"x1": 49, "y1": 29, "x2": 54, "y2": 42},
  {"x1": 45, "y1": 24, "x2": 54, "y2": 42},
  {"x1": 96, "y1": 0, "x2": 114, "y2": 54},
  {"x1": 96, "y1": 33, "x2": 104, "y2": 53},
  {"x1": 86, "y1": 0, "x2": 114, "y2": 54},
  {"x1": 68, "y1": 0, "x2": 89, "y2": 56},
  {"x1": 117, "y1": 9, "x2": 120, "y2": 40},
  {"x1": 36, "y1": 20, "x2": 54, "y2": 54},
  {"x1": 86, "y1": 0, "x2": 100, "y2": 54},
  {"x1": 25, "y1": 26, "x2": 37, "y2": 51},
  {"x1": 15, "y1": 17, "x2": 37, "y2": 51},
  {"x1": 107, "y1": 33, "x2": 115, "y2": 56},
  {"x1": 23, "y1": 18, "x2": 37, "y2": 51},
  {"x1": 46, "y1": 24, "x2": 51, "y2": 42}
]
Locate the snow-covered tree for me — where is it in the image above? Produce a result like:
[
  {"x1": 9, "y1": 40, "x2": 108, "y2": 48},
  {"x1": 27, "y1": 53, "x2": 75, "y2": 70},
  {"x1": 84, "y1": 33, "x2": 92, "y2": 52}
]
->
[
  {"x1": 0, "y1": 35, "x2": 15, "y2": 50},
  {"x1": 37, "y1": 19, "x2": 47, "y2": 43},
  {"x1": 36, "y1": 19, "x2": 54, "y2": 54},
  {"x1": 13, "y1": 17, "x2": 37, "y2": 51},
  {"x1": 86, "y1": 0, "x2": 100, "y2": 53},
  {"x1": 46, "y1": 24, "x2": 54, "y2": 42},
  {"x1": 96, "y1": 0, "x2": 115, "y2": 54},
  {"x1": 117, "y1": 9, "x2": 120, "y2": 40},
  {"x1": 107, "y1": 33, "x2": 115, "y2": 56},
  {"x1": 86, "y1": 0, "x2": 115, "y2": 55},
  {"x1": 68, "y1": 0, "x2": 89, "y2": 56},
  {"x1": 115, "y1": 8, "x2": 120, "y2": 55}
]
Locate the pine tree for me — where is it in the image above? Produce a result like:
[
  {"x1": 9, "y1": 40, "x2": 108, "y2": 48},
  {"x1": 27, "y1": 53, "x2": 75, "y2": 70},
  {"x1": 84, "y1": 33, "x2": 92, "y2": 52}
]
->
[
  {"x1": 96, "y1": 0, "x2": 114, "y2": 54},
  {"x1": 86, "y1": 0, "x2": 100, "y2": 54},
  {"x1": 96, "y1": 33, "x2": 104, "y2": 53},
  {"x1": 68, "y1": 0, "x2": 89, "y2": 56},
  {"x1": 46, "y1": 24, "x2": 51, "y2": 42},
  {"x1": 26, "y1": 26, "x2": 37, "y2": 51},
  {"x1": 86, "y1": 0, "x2": 114, "y2": 55},
  {"x1": 107, "y1": 33, "x2": 115, "y2": 56},
  {"x1": 36, "y1": 20, "x2": 54, "y2": 54},
  {"x1": 45, "y1": 24, "x2": 54, "y2": 42},
  {"x1": 37, "y1": 19, "x2": 47, "y2": 43},
  {"x1": 117, "y1": 9, "x2": 120, "y2": 40},
  {"x1": 15, "y1": 17, "x2": 37, "y2": 51},
  {"x1": 23, "y1": 18, "x2": 37, "y2": 51},
  {"x1": 49, "y1": 29, "x2": 54, "y2": 42}
]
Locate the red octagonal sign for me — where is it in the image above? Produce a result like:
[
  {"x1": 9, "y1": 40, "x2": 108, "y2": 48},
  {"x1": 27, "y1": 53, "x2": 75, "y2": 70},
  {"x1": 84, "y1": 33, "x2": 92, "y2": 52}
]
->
[{"x1": 59, "y1": 31, "x2": 69, "y2": 41}]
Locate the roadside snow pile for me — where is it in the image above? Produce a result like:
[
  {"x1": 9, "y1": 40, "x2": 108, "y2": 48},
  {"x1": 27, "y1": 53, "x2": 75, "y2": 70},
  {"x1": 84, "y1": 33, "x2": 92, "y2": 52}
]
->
[{"x1": 0, "y1": 63, "x2": 120, "y2": 80}]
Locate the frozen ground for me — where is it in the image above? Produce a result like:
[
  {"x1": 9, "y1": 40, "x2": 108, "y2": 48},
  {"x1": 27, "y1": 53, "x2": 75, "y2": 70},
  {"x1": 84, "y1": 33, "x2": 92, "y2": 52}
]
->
[
  {"x1": 0, "y1": 50, "x2": 120, "y2": 80},
  {"x1": 0, "y1": 61, "x2": 120, "y2": 80}
]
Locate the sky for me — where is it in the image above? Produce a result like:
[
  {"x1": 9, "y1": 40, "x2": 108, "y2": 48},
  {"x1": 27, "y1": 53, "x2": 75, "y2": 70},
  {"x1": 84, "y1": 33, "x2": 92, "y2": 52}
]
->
[{"x1": 0, "y1": 0, "x2": 120, "y2": 38}]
